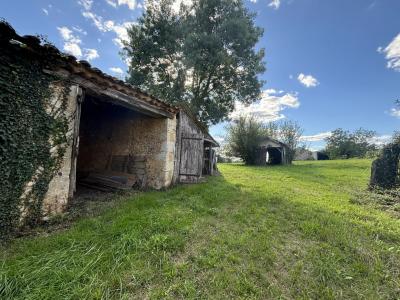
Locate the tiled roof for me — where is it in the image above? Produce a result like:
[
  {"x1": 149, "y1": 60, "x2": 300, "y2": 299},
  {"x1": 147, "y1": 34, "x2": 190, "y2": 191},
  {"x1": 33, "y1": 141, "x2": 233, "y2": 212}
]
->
[{"x1": 0, "y1": 21, "x2": 178, "y2": 115}]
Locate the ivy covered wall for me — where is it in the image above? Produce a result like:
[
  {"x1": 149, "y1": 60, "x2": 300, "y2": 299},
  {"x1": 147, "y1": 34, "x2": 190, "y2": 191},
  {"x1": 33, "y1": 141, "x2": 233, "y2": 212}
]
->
[{"x1": 0, "y1": 34, "x2": 71, "y2": 238}]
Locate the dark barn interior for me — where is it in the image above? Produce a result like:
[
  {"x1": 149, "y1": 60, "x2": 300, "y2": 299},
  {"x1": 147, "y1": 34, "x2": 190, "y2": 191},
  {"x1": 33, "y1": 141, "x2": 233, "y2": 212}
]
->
[
  {"x1": 266, "y1": 148, "x2": 283, "y2": 165},
  {"x1": 75, "y1": 93, "x2": 147, "y2": 192},
  {"x1": 203, "y1": 141, "x2": 216, "y2": 175}
]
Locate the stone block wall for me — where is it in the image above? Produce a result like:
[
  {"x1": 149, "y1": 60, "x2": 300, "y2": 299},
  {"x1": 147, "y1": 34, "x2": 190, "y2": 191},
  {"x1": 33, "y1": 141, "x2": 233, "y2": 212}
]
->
[
  {"x1": 77, "y1": 96, "x2": 177, "y2": 190},
  {"x1": 130, "y1": 116, "x2": 177, "y2": 189},
  {"x1": 41, "y1": 84, "x2": 80, "y2": 216}
]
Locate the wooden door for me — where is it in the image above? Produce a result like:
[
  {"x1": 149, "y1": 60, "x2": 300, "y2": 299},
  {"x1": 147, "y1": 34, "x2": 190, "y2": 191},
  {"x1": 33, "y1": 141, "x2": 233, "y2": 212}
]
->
[{"x1": 179, "y1": 137, "x2": 203, "y2": 179}]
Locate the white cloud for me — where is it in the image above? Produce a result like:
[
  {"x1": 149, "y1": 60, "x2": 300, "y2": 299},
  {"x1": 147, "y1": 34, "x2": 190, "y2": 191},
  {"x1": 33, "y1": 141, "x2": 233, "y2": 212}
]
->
[
  {"x1": 301, "y1": 132, "x2": 392, "y2": 147},
  {"x1": 123, "y1": 0, "x2": 134, "y2": 8},
  {"x1": 369, "y1": 135, "x2": 392, "y2": 146},
  {"x1": 84, "y1": 48, "x2": 99, "y2": 61},
  {"x1": 73, "y1": 26, "x2": 87, "y2": 35},
  {"x1": 309, "y1": 145, "x2": 325, "y2": 152},
  {"x1": 106, "y1": 0, "x2": 117, "y2": 7},
  {"x1": 58, "y1": 26, "x2": 83, "y2": 57},
  {"x1": 64, "y1": 42, "x2": 83, "y2": 57},
  {"x1": 264, "y1": 88, "x2": 277, "y2": 94},
  {"x1": 78, "y1": 0, "x2": 93, "y2": 10},
  {"x1": 378, "y1": 33, "x2": 400, "y2": 71},
  {"x1": 144, "y1": 0, "x2": 193, "y2": 14},
  {"x1": 214, "y1": 135, "x2": 226, "y2": 144},
  {"x1": 42, "y1": 8, "x2": 49, "y2": 15},
  {"x1": 230, "y1": 89, "x2": 300, "y2": 122},
  {"x1": 106, "y1": 0, "x2": 137, "y2": 10},
  {"x1": 297, "y1": 73, "x2": 319, "y2": 88},
  {"x1": 171, "y1": 0, "x2": 193, "y2": 13},
  {"x1": 111, "y1": 22, "x2": 134, "y2": 48},
  {"x1": 58, "y1": 26, "x2": 81, "y2": 43},
  {"x1": 109, "y1": 67, "x2": 124, "y2": 75},
  {"x1": 82, "y1": 11, "x2": 135, "y2": 48},
  {"x1": 300, "y1": 132, "x2": 332, "y2": 142},
  {"x1": 57, "y1": 26, "x2": 99, "y2": 60},
  {"x1": 82, "y1": 11, "x2": 107, "y2": 31},
  {"x1": 390, "y1": 107, "x2": 400, "y2": 118},
  {"x1": 268, "y1": 0, "x2": 281, "y2": 9}
]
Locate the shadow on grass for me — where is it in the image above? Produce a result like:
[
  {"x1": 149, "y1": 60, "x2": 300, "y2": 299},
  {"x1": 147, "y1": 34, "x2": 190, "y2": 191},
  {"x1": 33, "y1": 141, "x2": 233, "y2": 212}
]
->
[{"x1": 1, "y1": 167, "x2": 399, "y2": 299}]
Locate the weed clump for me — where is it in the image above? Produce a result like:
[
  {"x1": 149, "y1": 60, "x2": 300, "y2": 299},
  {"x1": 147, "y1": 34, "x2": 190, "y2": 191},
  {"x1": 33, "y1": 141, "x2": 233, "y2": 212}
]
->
[{"x1": 351, "y1": 188, "x2": 400, "y2": 217}]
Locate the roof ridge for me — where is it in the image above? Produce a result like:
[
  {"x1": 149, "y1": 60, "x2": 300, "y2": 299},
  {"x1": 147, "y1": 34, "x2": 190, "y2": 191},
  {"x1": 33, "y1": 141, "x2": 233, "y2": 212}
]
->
[{"x1": 0, "y1": 20, "x2": 178, "y2": 114}]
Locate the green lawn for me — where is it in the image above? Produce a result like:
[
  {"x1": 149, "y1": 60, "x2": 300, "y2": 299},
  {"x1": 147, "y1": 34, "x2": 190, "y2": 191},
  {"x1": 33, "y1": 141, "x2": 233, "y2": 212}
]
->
[{"x1": 1, "y1": 160, "x2": 400, "y2": 299}]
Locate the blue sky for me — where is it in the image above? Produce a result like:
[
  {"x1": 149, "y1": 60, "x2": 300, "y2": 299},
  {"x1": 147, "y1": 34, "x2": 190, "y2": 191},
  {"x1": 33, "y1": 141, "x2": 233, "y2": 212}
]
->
[{"x1": 1, "y1": 0, "x2": 399, "y2": 150}]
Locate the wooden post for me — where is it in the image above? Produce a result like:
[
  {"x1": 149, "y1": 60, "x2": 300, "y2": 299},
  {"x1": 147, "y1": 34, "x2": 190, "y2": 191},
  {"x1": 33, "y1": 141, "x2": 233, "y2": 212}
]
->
[
  {"x1": 209, "y1": 146, "x2": 213, "y2": 176},
  {"x1": 68, "y1": 86, "x2": 84, "y2": 199}
]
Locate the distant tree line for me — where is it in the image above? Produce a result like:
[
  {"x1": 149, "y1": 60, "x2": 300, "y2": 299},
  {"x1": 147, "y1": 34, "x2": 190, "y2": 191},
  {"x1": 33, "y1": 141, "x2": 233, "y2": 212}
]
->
[{"x1": 323, "y1": 128, "x2": 378, "y2": 159}]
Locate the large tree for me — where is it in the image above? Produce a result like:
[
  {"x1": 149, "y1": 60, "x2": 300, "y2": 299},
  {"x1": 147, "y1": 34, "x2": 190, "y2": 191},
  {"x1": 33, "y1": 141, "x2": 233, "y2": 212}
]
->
[{"x1": 123, "y1": 0, "x2": 265, "y2": 125}]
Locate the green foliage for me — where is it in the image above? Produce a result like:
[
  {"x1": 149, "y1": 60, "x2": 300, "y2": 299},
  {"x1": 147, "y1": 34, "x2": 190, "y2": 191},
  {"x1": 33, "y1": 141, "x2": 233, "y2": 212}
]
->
[
  {"x1": 276, "y1": 120, "x2": 303, "y2": 164},
  {"x1": 264, "y1": 121, "x2": 279, "y2": 140},
  {"x1": 225, "y1": 116, "x2": 267, "y2": 164},
  {"x1": 325, "y1": 128, "x2": 377, "y2": 159},
  {"x1": 124, "y1": 0, "x2": 265, "y2": 125},
  {"x1": 369, "y1": 132, "x2": 400, "y2": 189},
  {"x1": 0, "y1": 36, "x2": 70, "y2": 239}
]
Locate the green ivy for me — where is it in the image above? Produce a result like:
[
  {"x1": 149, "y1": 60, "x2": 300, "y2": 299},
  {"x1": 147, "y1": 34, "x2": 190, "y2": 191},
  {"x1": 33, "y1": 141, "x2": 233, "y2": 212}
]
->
[{"x1": 0, "y1": 37, "x2": 70, "y2": 239}]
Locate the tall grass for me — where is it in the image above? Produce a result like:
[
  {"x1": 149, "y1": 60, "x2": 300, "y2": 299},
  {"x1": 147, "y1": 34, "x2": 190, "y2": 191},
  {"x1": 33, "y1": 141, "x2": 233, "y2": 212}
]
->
[{"x1": 1, "y1": 160, "x2": 399, "y2": 299}]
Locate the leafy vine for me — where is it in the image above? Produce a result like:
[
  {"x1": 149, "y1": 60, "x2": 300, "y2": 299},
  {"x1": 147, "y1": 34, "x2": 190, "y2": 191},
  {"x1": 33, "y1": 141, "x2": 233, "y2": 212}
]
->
[{"x1": 0, "y1": 32, "x2": 71, "y2": 239}]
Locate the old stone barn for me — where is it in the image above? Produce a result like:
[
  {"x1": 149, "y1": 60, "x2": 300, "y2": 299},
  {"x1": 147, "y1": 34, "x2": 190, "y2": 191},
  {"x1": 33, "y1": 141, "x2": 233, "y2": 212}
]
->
[{"x1": 0, "y1": 22, "x2": 218, "y2": 234}]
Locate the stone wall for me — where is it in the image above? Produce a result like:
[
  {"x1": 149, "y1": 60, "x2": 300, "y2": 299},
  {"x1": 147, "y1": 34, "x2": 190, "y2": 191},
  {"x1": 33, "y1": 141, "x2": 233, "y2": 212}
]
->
[
  {"x1": 129, "y1": 115, "x2": 176, "y2": 189},
  {"x1": 77, "y1": 96, "x2": 177, "y2": 190},
  {"x1": 41, "y1": 84, "x2": 80, "y2": 216}
]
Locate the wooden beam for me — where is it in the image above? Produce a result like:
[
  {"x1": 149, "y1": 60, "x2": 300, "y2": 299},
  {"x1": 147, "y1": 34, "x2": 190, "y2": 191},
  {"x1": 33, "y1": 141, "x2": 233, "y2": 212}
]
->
[
  {"x1": 101, "y1": 89, "x2": 175, "y2": 119},
  {"x1": 44, "y1": 69, "x2": 176, "y2": 119}
]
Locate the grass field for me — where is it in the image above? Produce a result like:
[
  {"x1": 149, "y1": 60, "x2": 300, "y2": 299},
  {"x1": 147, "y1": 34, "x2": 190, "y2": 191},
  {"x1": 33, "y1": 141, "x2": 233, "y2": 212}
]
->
[{"x1": 1, "y1": 160, "x2": 400, "y2": 299}]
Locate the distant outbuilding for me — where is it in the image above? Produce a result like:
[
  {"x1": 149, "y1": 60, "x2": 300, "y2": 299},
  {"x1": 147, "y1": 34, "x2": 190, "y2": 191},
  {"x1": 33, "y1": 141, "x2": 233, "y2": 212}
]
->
[
  {"x1": 295, "y1": 149, "x2": 329, "y2": 161},
  {"x1": 295, "y1": 148, "x2": 314, "y2": 161},
  {"x1": 312, "y1": 151, "x2": 330, "y2": 160},
  {"x1": 255, "y1": 137, "x2": 290, "y2": 165}
]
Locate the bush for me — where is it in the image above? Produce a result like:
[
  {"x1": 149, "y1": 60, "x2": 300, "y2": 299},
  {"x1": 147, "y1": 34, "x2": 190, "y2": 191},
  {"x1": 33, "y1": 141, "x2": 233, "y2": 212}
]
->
[
  {"x1": 226, "y1": 116, "x2": 266, "y2": 165},
  {"x1": 369, "y1": 135, "x2": 400, "y2": 189}
]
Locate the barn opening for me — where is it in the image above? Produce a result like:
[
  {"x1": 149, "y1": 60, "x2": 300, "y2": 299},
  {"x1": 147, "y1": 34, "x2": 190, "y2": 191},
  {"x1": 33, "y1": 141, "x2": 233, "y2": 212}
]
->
[
  {"x1": 203, "y1": 140, "x2": 217, "y2": 175},
  {"x1": 266, "y1": 147, "x2": 283, "y2": 165},
  {"x1": 75, "y1": 92, "x2": 154, "y2": 193}
]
